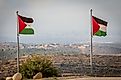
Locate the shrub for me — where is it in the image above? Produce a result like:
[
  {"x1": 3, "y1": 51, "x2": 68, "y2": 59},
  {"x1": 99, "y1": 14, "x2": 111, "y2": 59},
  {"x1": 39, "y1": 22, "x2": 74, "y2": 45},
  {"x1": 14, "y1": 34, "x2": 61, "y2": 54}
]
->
[{"x1": 20, "y1": 55, "x2": 59, "y2": 79}]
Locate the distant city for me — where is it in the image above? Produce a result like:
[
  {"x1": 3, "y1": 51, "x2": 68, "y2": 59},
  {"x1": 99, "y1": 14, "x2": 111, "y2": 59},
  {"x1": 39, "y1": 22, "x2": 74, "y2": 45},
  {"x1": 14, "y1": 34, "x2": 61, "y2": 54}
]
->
[{"x1": 0, "y1": 42, "x2": 121, "y2": 60}]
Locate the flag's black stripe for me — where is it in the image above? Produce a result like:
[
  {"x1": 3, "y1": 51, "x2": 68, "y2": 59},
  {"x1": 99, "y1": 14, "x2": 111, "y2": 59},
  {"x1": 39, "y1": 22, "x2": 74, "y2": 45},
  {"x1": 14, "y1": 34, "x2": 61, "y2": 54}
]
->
[
  {"x1": 18, "y1": 15, "x2": 34, "y2": 23},
  {"x1": 92, "y1": 16, "x2": 108, "y2": 26}
]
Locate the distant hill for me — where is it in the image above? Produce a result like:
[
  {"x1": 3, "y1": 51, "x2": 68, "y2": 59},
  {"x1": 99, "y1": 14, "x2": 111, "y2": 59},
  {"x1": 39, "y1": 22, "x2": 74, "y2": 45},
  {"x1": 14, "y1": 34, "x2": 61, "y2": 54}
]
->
[{"x1": 0, "y1": 42, "x2": 121, "y2": 61}]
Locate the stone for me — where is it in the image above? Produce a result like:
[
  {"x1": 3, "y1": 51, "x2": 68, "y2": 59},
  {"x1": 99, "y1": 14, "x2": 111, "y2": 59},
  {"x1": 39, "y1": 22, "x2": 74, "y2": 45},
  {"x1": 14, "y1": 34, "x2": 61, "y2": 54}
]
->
[
  {"x1": 6, "y1": 77, "x2": 13, "y2": 80},
  {"x1": 33, "y1": 72, "x2": 42, "y2": 79},
  {"x1": 12, "y1": 73, "x2": 22, "y2": 80}
]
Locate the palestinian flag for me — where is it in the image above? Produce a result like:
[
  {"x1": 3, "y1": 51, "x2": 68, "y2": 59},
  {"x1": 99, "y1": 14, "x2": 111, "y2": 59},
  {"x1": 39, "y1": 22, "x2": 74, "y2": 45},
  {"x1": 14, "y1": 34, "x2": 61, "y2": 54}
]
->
[
  {"x1": 92, "y1": 16, "x2": 108, "y2": 36},
  {"x1": 17, "y1": 14, "x2": 34, "y2": 34}
]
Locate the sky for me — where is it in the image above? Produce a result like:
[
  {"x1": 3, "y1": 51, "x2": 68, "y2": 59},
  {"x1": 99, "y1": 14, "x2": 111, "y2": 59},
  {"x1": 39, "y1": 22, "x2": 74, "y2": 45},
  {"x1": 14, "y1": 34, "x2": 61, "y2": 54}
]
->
[{"x1": 0, "y1": 0, "x2": 121, "y2": 44}]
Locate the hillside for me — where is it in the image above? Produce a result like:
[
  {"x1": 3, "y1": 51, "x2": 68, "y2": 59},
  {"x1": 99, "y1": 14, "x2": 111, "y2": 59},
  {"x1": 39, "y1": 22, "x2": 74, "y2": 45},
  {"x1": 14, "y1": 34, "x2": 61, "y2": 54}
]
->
[{"x1": 0, "y1": 42, "x2": 121, "y2": 61}]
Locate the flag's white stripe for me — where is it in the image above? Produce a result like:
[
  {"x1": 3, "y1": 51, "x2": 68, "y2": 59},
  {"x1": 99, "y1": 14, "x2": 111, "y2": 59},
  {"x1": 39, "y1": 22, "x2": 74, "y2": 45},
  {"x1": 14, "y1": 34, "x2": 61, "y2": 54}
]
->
[
  {"x1": 25, "y1": 22, "x2": 32, "y2": 28},
  {"x1": 25, "y1": 22, "x2": 32, "y2": 25},
  {"x1": 99, "y1": 24, "x2": 107, "y2": 32}
]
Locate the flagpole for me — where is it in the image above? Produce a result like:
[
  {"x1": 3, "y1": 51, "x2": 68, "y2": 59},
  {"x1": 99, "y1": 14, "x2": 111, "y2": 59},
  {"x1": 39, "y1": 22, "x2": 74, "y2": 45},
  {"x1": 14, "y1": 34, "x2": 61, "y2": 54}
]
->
[
  {"x1": 16, "y1": 11, "x2": 20, "y2": 72},
  {"x1": 90, "y1": 9, "x2": 93, "y2": 74}
]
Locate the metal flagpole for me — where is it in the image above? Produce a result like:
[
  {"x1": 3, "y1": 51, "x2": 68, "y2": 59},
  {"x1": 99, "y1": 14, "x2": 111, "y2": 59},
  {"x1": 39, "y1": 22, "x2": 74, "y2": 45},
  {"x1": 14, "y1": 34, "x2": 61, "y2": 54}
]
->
[
  {"x1": 16, "y1": 11, "x2": 20, "y2": 72},
  {"x1": 90, "y1": 9, "x2": 93, "y2": 74}
]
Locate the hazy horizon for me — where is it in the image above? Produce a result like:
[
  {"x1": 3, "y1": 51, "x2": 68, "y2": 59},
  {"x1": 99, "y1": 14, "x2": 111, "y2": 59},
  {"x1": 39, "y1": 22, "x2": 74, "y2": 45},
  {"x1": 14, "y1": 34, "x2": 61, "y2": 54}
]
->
[{"x1": 0, "y1": 0, "x2": 121, "y2": 44}]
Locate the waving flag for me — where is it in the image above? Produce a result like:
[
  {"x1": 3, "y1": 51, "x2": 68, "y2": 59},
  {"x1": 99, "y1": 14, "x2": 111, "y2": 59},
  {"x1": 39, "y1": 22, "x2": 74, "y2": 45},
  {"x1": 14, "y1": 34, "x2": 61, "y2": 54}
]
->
[
  {"x1": 92, "y1": 16, "x2": 108, "y2": 36},
  {"x1": 17, "y1": 14, "x2": 34, "y2": 34}
]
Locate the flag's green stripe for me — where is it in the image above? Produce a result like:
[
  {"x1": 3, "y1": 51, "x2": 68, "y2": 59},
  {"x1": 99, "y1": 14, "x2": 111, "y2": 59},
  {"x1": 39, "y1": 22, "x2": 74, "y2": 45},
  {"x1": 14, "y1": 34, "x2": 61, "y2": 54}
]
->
[
  {"x1": 94, "y1": 30, "x2": 107, "y2": 36},
  {"x1": 19, "y1": 28, "x2": 34, "y2": 34}
]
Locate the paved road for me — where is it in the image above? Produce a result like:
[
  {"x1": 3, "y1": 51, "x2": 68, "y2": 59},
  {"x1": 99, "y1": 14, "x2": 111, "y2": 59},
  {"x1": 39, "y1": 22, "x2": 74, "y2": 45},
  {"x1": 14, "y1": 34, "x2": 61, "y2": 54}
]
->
[
  {"x1": 25, "y1": 77, "x2": 121, "y2": 80},
  {"x1": 68, "y1": 77, "x2": 121, "y2": 80}
]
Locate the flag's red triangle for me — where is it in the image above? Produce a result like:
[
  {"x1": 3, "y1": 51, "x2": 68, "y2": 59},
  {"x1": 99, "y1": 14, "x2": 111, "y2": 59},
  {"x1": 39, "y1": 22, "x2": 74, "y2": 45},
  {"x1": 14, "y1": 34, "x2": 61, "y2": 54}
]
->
[
  {"x1": 18, "y1": 15, "x2": 27, "y2": 33},
  {"x1": 92, "y1": 16, "x2": 100, "y2": 35}
]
